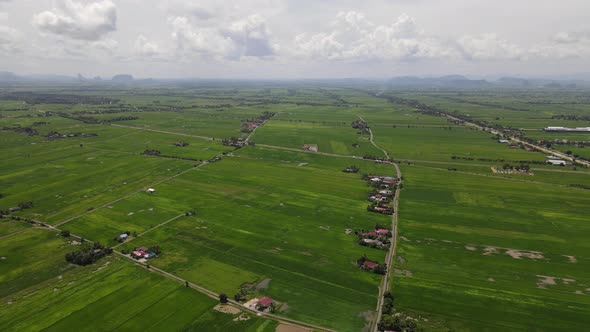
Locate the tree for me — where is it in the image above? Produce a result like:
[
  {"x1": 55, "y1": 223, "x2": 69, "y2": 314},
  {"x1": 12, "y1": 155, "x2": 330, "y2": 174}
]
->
[
  {"x1": 219, "y1": 293, "x2": 228, "y2": 304},
  {"x1": 149, "y1": 245, "x2": 161, "y2": 254},
  {"x1": 60, "y1": 230, "x2": 71, "y2": 237}
]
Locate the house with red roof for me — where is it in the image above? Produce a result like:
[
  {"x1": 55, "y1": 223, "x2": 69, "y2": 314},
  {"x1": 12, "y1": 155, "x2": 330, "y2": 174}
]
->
[
  {"x1": 376, "y1": 229, "x2": 389, "y2": 235},
  {"x1": 363, "y1": 261, "x2": 379, "y2": 270},
  {"x1": 256, "y1": 297, "x2": 274, "y2": 310}
]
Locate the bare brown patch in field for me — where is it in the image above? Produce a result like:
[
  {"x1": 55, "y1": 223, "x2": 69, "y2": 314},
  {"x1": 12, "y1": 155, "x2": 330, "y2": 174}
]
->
[
  {"x1": 400, "y1": 236, "x2": 410, "y2": 242},
  {"x1": 358, "y1": 310, "x2": 376, "y2": 332},
  {"x1": 465, "y1": 245, "x2": 477, "y2": 251},
  {"x1": 213, "y1": 304, "x2": 241, "y2": 315},
  {"x1": 563, "y1": 255, "x2": 577, "y2": 263},
  {"x1": 562, "y1": 278, "x2": 576, "y2": 285},
  {"x1": 275, "y1": 323, "x2": 311, "y2": 332},
  {"x1": 279, "y1": 303, "x2": 289, "y2": 312},
  {"x1": 536, "y1": 275, "x2": 557, "y2": 289},
  {"x1": 233, "y1": 313, "x2": 251, "y2": 321},
  {"x1": 319, "y1": 226, "x2": 330, "y2": 231},
  {"x1": 345, "y1": 229, "x2": 352, "y2": 235},
  {"x1": 397, "y1": 255, "x2": 406, "y2": 263},
  {"x1": 505, "y1": 249, "x2": 544, "y2": 260},
  {"x1": 255, "y1": 278, "x2": 271, "y2": 290},
  {"x1": 394, "y1": 269, "x2": 413, "y2": 277},
  {"x1": 487, "y1": 277, "x2": 496, "y2": 282},
  {"x1": 483, "y1": 246, "x2": 499, "y2": 256},
  {"x1": 92, "y1": 261, "x2": 110, "y2": 273}
]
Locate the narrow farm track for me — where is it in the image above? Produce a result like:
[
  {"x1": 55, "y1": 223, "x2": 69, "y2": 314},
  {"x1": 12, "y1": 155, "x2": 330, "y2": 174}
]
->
[
  {"x1": 112, "y1": 213, "x2": 185, "y2": 249},
  {"x1": 54, "y1": 160, "x2": 210, "y2": 227},
  {"x1": 443, "y1": 114, "x2": 590, "y2": 168},
  {"x1": 22, "y1": 218, "x2": 335, "y2": 332},
  {"x1": 256, "y1": 143, "x2": 365, "y2": 159},
  {"x1": 357, "y1": 115, "x2": 402, "y2": 332},
  {"x1": 110, "y1": 123, "x2": 218, "y2": 141}
]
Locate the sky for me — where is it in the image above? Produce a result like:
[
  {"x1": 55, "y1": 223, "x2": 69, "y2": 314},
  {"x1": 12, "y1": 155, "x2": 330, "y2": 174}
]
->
[{"x1": 0, "y1": 0, "x2": 589, "y2": 79}]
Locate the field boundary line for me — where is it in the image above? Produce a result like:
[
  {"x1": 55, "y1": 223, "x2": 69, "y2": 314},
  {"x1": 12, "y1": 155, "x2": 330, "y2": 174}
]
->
[
  {"x1": 113, "y1": 213, "x2": 185, "y2": 249},
  {"x1": 25, "y1": 220, "x2": 336, "y2": 332},
  {"x1": 110, "y1": 123, "x2": 219, "y2": 141},
  {"x1": 54, "y1": 161, "x2": 209, "y2": 227},
  {"x1": 357, "y1": 115, "x2": 402, "y2": 332}
]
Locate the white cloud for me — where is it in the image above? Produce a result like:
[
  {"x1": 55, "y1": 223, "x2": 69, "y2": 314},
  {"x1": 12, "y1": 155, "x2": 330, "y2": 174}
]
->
[
  {"x1": 293, "y1": 11, "x2": 453, "y2": 61},
  {"x1": 32, "y1": 0, "x2": 116, "y2": 41},
  {"x1": 170, "y1": 13, "x2": 277, "y2": 60},
  {"x1": 457, "y1": 33, "x2": 524, "y2": 60},
  {"x1": 0, "y1": 25, "x2": 21, "y2": 55},
  {"x1": 133, "y1": 34, "x2": 161, "y2": 57}
]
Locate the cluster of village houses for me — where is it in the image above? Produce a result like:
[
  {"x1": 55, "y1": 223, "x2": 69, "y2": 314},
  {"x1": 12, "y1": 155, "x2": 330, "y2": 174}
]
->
[
  {"x1": 356, "y1": 227, "x2": 392, "y2": 250},
  {"x1": 364, "y1": 175, "x2": 398, "y2": 215},
  {"x1": 244, "y1": 296, "x2": 276, "y2": 312},
  {"x1": 130, "y1": 246, "x2": 158, "y2": 260}
]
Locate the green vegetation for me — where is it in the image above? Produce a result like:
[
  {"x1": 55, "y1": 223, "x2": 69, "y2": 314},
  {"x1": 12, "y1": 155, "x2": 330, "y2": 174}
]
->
[{"x1": 1, "y1": 85, "x2": 589, "y2": 331}]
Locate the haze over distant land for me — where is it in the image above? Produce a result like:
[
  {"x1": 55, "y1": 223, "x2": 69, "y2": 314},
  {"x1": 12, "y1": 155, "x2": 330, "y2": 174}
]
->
[{"x1": 0, "y1": 0, "x2": 589, "y2": 79}]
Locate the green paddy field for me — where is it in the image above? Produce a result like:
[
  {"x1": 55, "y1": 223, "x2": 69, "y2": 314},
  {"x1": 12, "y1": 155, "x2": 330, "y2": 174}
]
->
[{"x1": 1, "y1": 85, "x2": 589, "y2": 331}]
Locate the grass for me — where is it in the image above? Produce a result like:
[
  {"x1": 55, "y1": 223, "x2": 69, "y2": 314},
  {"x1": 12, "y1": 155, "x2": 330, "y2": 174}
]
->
[
  {"x1": 392, "y1": 165, "x2": 590, "y2": 331},
  {"x1": 0, "y1": 257, "x2": 278, "y2": 332},
  {"x1": 2, "y1": 85, "x2": 590, "y2": 331},
  {"x1": 68, "y1": 146, "x2": 392, "y2": 331}
]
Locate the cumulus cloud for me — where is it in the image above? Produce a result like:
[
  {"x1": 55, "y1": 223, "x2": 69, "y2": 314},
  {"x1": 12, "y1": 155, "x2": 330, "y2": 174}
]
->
[
  {"x1": 457, "y1": 33, "x2": 524, "y2": 60},
  {"x1": 0, "y1": 25, "x2": 20, "y2": 55},
  {"x1": 293, "y1": 11, "x2": 454, "y2": 61},
  {"x1": 170, "y1": 13, "x2": 276, "y2": 60},
  {"x1": 133, "y1": 34, "x2": 162, "y2": 58},
  {"x1": 32, "y1": 0, "x2": 116, "y2": 41},
  {"x1": 292, "y1": 11, "x2": 540, "y2": 63}
]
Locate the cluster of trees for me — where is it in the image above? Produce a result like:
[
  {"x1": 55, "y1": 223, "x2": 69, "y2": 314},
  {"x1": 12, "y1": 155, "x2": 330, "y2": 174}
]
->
[
  {"x1": 174, "y1": 141, "x2": 189, "y2": 147},
  {"x1": 0, "y1": 92, "x2": 119, "y2": 105},
  {"x1": 343, "y1": 165, "x2": 360, "y2": 173},
  {"x1": 356, "y1": 254, "x2": 387, "y2": 275},
  {"x1": 65, "y1": 242, "x2": 113, "y2": 266},
  {"x1": 60, "y1": 113, "x2": 139, "y2": 124},
  {"x1": 2, "y1": 126, "x2": 39, "y2": 136},
  {"x1": 222, "y1": 137, "x2": 246, "y2": 148},
  {"x1": 502, "y1": 163, "x2": 531, "y2": 171},
  {"x1": 143, "y1": 149, "x2": 161, "y2": 156},
  {"x1": 46, "y1": 131, "x2": 97, "y2": 140},
  {"x1": 569, "y1": 184, "x2": 590, "y2": 190},
  {"x1": 551, "y1": 114, "x2": 590, "y2": 121},
  {"x1": 351, "y1": 119, "x2": 370, "y2": 134},
  {"x1": 378, "y1": 312, "x2": 418, "y2": 332}
]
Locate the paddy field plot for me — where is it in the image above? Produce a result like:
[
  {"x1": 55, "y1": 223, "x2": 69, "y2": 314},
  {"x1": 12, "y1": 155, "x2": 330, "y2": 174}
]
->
[
  {"x1": 392, "y1": 165, "x2": 590, "y2": 331},
  {"x1": 0, "y1": 256, "x2": 277, "y2": 332},
  {"x1": 66, "y1": 146, "x2": 394, "y2": 331}
]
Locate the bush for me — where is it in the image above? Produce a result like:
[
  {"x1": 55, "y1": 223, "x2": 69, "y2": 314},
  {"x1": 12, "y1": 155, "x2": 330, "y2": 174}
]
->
[{"x1": 60, "y1": 230, "x2": 71, "y2": 237}]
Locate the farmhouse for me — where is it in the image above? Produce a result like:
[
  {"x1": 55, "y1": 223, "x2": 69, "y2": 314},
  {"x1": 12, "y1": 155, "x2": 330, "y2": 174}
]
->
[
  {"x1": 119, "y1": 233, "x2": 128, "y2": 240},
  {"x1": 547, "y1": 159, "x2": 567, "y2": 166},
  {"x1": 9, "y1": 207, "x2": 21, "y2": 212},
  {"x1": 544, "y1": 126, "x2": 590, "y2": 132},
  {"x1": 363, "y1": 261, "x2": 379, "y2": 269},
  {"x1": 498, "y1": 139, "x2": 510, "y2": 143},
  {"x1": 147, "y1": 188, "x2": 156, "y2": 193},
  {"x1": 376, "y1": 228, "x2": 389, "y2": 235},
  {"x1": 256, "y1": 297, "x2": 274, "y2": 310},
  {"x1": 302, "y1": 144, "x2": 318, "y2": 152}
]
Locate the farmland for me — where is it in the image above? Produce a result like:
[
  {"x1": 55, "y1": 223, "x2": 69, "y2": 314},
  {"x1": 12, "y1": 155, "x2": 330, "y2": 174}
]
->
[{"x1": 1, "y1": 84, "x2": 590, "y2": 331}]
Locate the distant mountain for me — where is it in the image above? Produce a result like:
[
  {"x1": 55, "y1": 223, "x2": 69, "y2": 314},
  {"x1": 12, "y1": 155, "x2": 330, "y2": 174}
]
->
[
  {"x1": 388, "y1": 75, "x2": 491, "y2": 88},
  {"x1": 496, "y1": 77, "x2": 531, "y2": 87},
  {"x1": 0, "y1": 71, "x2": 20, "y2": 81},
  {"x1": 112, "y1": 74, "x2": 134, "y2": 82}
]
